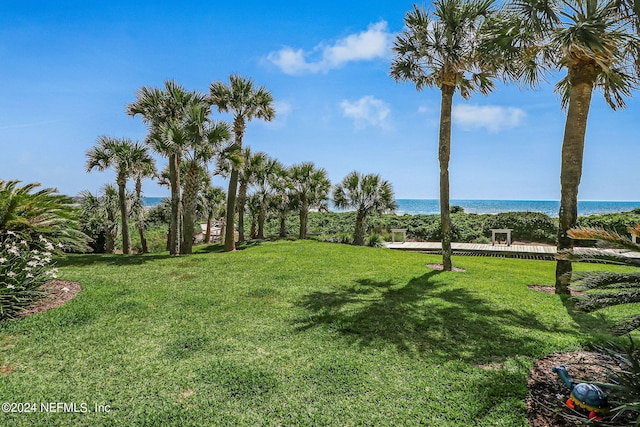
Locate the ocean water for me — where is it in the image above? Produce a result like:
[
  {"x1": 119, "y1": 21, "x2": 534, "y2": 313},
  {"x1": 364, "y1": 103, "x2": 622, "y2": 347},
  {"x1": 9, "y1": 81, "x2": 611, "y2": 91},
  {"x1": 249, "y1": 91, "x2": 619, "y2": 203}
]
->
[
  {"x1": 143, "y1": 197, "x2": 640, "y2": 218},
  {"x1": 395, "y1": 199, "x2": 640, "y2": 217}
]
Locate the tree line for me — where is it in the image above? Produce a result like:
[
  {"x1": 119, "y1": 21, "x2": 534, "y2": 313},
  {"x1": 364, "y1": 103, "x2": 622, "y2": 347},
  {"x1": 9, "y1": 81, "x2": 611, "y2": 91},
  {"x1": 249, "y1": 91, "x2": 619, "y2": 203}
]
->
[{"x1": 84, "y1": 76, "x2": 398, "y2": 254}]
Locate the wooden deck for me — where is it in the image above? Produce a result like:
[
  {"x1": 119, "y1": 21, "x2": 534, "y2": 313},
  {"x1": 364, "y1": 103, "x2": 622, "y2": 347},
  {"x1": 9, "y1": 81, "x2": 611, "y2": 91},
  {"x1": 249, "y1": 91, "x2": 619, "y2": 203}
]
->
[{"x1": 385, "y1": 241, "x2": 640, "y2": 261}]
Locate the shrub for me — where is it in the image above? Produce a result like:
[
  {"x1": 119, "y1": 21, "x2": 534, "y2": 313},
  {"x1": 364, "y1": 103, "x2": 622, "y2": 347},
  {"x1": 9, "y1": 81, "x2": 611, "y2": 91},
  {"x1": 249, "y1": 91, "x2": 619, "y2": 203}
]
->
[
  {"x1": 366, "y1": 234, "x2": 385, "y2": 248},
  {"x1": 0, "y1": 232, "x2": 58, "y2": 320},
  {"x1": 484, "y1": 212, "x2": 557, "y2": 243},
  {"x1": 592, "y1": 337, "x2": 640, "y2": 425}
]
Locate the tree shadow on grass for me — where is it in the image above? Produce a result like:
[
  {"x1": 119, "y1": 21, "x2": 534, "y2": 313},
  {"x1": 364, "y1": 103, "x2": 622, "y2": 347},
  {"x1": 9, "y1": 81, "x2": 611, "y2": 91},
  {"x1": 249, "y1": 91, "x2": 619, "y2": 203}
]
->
[{"x1": 294, "y1": 271, "x2": 577, "y2": 364}]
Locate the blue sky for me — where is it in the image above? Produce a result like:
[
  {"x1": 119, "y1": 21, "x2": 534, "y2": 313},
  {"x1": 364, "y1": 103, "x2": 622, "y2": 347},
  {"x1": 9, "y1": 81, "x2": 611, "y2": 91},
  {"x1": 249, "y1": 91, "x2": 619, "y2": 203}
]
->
[{"x1": 1, "y1": 0, "x2": 638, "y2": 201}]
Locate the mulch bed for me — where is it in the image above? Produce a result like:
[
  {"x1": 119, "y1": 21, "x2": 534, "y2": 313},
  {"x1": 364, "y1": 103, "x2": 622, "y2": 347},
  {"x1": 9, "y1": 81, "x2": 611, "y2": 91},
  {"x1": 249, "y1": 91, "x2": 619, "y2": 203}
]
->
[
  {"x1": 526, "y1": 285, "x2": 636, "y2": 426},
  {"x1": 17, "y1": 280, "x2": 81, "y2": 317},
  {"x1": 526, "y1": 351, "x2": 636, "y2": 426}
]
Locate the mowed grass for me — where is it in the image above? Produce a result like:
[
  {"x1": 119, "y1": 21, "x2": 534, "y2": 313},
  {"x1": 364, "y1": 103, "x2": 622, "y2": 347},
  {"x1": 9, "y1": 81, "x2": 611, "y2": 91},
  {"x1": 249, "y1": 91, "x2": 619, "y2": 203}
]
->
[{"x1": 0, "y1": 240, "x2": 636, "y2": 426}]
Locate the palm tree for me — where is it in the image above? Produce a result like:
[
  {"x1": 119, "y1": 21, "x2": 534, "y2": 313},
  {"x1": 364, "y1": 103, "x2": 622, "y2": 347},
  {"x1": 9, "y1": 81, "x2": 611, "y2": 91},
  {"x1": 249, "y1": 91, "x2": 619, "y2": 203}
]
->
[
  {"x1": 180, "y1": 103, "x2": 231, "y2": 254},
  {"x1": 200, "y1": 185, "x2": 226, "y2": 244},
  {"x1": 0, "y1": 180, "x2": 89, "y2": 252},
  {"x1": 127, "y1": 80, "x2": 205, "y2": 255},
  {"x1": 333, "y1": 172, "x2": 398, "y2": 246},
  {"x1": 390, "y1": 0, "x2": 496, "y2": 271},
  {"x1": 489, "y1": 0, "x2": 640, "y2": 293},
  {"x1": 78, "y1": 185, "x2": 122, "y2": 254},
  {"x1": 252, "y1": 156, "x2": 285, "y2": 239},
  {"x1": 289, "y1": 162, "x2": 331, "y2": 239},
  {"x1": 209, "y1": 74, "x2": 276, "y2": 251},
  {"x1": 130, "y1": 148, "x2": 156, "y2": 254},
  {"x1": 270, "y1": 166, "x2": 294, "y2": 238},
  {"x1": 86, "y1": 136, "x2": 151, "y2": 254}
]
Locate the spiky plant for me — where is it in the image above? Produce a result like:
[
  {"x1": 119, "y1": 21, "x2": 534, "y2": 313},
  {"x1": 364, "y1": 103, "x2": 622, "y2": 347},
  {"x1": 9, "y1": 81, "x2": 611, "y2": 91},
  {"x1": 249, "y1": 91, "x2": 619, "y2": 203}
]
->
[{"x1": 567, "y1": 226, "x2": 640, "y2": 335}]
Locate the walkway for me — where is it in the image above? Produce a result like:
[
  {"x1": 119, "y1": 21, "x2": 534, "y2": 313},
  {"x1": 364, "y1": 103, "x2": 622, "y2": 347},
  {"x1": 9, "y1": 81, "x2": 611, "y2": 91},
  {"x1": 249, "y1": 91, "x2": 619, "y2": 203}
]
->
[{"x1": 385, "y1": 241, "x2": 640, "y2": 261}]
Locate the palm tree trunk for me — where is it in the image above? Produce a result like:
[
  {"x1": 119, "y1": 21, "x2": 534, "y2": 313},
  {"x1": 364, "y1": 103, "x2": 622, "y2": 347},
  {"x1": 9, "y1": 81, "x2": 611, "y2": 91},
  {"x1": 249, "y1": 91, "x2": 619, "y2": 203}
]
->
[
  {"x1": 204, "y1": 212, "x2": 213, "y2": 244},
  {"x1": 237, "y1": 183, "x2": 248, "y2": 242},
  {"x1": 299, "y1": 201, "x2": 309, "y2": 239},
  {"x1": 224, "y1": 167, "x2": 239, "y2": 251},
  {"x1": 257, "y1": 203, "x2": 266, "y2": 239},
  {"x1": 169, "y1": 153, "x2": 182, "y2": 255},
  {"x1": 181, "y1": 163, "x2": 200, "y2": 255},
  {"x1": 135, "y1": 177, "x2": 148, "y2": 254},
  {"x1": 353, "y1": 210, "x2": 367, "y2": 246},
  {"x1": 555, "y1": 74, "x2": 595, "y2": 294},
  {"x1": 117, "y1": 177, "x2": 131, "y2": 254},
  {"x1": 439, "y1": 86, "x2": 454, "y2": 271},
  {"x1": 279, "y1": 214, "x2": 287, "y2": 237}
]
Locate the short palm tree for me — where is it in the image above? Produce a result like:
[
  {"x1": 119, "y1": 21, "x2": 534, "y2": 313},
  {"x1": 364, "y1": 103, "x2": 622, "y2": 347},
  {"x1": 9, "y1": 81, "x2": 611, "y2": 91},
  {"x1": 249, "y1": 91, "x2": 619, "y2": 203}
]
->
[
  {"x1": 488, "y1": 0, "x2": 640, "y2": 292},
  {"x1": 289, "y1": 162, "x2": 331, "y2": 239},
  {"x1": 200, "y1": 185, "x2": 226, "y2": 244},
  {"x1": 252, "y1": 156, "x2": 285, "y2": 239},
  {"x1": 78, "y1": 185, "x2": 121, "y2": 254},
  {"x1": 270, "y1": 166, "x2": 294, "y2": 238},
  {"x1": 86, "y1": 136, "x2": 151, "y2": 254},
  {"x1": 130, "y1": 148, "x2": 156, "y2": 254},
  {"x1": 209, "y1": 74, "x2": 276, "y2": 251},
  {"x1": 390, "y1": 0, "x2": 496, "y2": 271},
  {"x1": 333, "y1": 172, "x2": 398, "y2": 246}
]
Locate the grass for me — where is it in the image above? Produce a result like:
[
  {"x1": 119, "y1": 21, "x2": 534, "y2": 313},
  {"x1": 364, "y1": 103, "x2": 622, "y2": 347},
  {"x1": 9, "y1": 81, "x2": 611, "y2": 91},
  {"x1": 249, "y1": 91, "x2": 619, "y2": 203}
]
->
[{"x1": 0, "y1": 240, "x2": 637, "y2": 426}]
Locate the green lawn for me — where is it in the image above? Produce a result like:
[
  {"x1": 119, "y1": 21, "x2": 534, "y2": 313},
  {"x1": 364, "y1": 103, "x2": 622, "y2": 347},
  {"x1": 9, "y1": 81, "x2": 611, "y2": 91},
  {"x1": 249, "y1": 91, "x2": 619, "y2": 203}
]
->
[{"x1": 0, "y1": 240, "x2": 635, "y2": 426}]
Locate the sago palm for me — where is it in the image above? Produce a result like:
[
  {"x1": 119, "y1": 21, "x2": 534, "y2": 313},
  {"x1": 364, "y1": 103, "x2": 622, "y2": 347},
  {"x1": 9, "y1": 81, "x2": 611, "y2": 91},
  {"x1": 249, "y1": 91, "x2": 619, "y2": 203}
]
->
[
  {"x1": 488, "y1": 0, "x2": 640, "y2": 292},
  {"x1": 333, "y1": 172, "x2": 397, "y2": 246},
  {"x1": 390, "y1": 0, "x2": 496, "y2": 270},
  {"x1": 209, "y1": 74, "x2": 275, "y2": 251}
]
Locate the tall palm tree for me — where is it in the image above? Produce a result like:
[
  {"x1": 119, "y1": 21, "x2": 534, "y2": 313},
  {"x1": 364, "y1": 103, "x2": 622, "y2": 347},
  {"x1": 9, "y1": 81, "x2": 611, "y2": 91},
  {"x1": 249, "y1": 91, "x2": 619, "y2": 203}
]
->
[
  {"x1": 127, "y1": 80, "x2": 205, "y2": 255},
  {"x1": 289, "y1": 162, "x2": 331, "y2": 239},
  {"x1": 209, "y1": 74, "x2": 276, "y2": 252},
  {"x1": 180, "y1": 103, "x2": 231, "y2": 254},
  {"x1": 86, "y1": 137, "x2": 151, "y2": 254},
  {"x1": 333, "y1": 172, "x2": 398, "y2": 246},
  {"x1": 390, "y1": 0, "x2": 496, "y2": 271},
  {"x1": 489, "y1": 0, "x2": 640, "y2": 293}
]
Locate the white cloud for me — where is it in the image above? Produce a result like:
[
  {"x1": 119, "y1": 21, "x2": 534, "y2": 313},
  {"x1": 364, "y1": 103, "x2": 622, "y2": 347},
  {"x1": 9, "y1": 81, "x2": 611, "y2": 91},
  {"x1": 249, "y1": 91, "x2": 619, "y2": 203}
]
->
[
  {"x1": 452, "y1": 105, "x2": 526, "y2": 132},
  {"x1": 340, "y1": 96, "x2": 390, "y2": 128},
  {"x1": 263, "y1": 100, "x2": 293, "y2": 129},
  {"x1": 266, "y1": 21, "x2": 393, "y2": 75}
]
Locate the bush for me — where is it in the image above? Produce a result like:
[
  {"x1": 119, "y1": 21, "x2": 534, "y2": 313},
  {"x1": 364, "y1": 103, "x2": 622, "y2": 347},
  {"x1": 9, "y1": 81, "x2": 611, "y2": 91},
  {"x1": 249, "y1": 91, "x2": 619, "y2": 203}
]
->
[
  {"x1": 592, "y1": 337, "x2": 640, "y2": 425},
  {"x1": 484, "y1": 212, "x2": 557, "y2": 243},
  {"x1": 0, "y1": 232, "x2": 58, "y2": 320},
  {"x1": 366, "y1": 234, "x2": 385, "y2": 248}
]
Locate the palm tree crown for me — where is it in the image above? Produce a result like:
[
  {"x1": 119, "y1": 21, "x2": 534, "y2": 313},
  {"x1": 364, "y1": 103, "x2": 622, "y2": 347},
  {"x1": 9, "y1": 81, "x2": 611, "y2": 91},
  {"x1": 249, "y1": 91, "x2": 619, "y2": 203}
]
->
[{"x1": 333, "y1": 172, "x2": 397, "y2": 246}]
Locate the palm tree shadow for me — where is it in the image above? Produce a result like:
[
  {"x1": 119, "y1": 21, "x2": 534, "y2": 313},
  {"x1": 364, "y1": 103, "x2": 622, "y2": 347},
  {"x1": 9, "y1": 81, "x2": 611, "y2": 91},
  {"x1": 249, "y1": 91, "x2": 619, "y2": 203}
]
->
[{"x1": 294, "y1": 270, "x2": 575, "y2": 363}]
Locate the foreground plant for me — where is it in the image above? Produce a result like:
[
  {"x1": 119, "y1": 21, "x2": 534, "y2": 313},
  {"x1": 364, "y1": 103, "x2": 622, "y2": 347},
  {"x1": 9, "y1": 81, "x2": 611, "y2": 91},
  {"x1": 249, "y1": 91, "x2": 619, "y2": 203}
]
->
[
  {"x1": 592, "y1": 337, "x2": 640, "y2": 425},
  {"x1": 0, "y1": 180, "x2": 89, "y2": 252},
  {"x1": 0, "y1": 232, "x2": 58, "y2": 320},
  {"x1": 567, "y1": 226, "x2": 640, "y2": 334}
]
